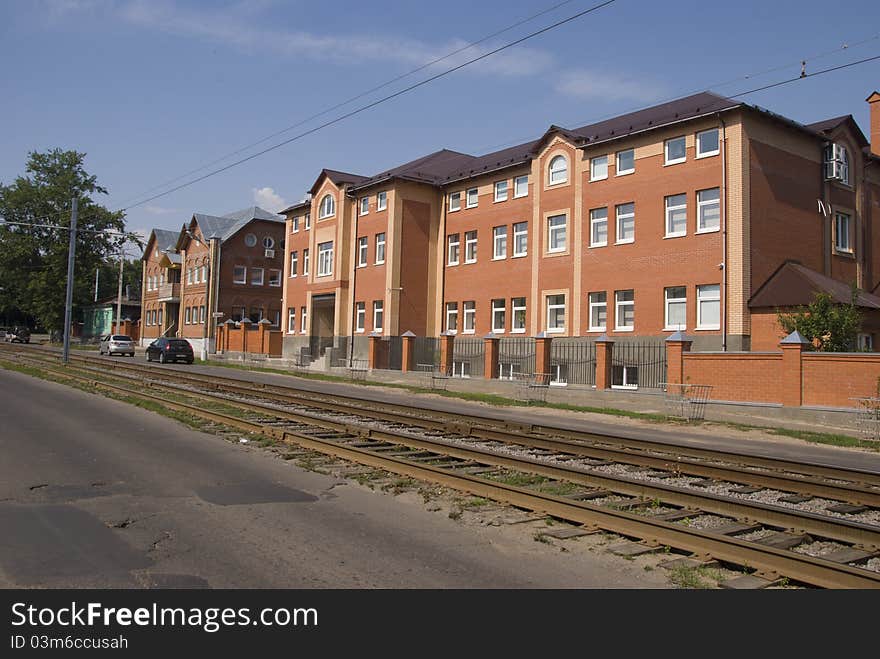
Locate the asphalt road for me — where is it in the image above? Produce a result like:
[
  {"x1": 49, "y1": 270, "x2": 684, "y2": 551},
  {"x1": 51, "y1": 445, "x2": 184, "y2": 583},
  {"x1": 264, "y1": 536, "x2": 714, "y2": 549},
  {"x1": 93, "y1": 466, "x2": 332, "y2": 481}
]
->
[{"x1": 0, "y1": 369, "x2": 664, "y2": 589}]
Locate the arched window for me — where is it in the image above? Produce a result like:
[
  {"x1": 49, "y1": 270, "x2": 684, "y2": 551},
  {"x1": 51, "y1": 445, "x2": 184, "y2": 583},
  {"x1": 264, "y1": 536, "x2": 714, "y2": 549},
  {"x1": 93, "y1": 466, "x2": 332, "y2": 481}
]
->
[
  {"x1": 263, "y1": 236, "x2": 275, "y2": 249},
  {"x1": 319, "y1": 194, "x2": 335, "y2": 219},
  {"x1": 548, "y1": 155, "x2": 568, "y2": 185}
]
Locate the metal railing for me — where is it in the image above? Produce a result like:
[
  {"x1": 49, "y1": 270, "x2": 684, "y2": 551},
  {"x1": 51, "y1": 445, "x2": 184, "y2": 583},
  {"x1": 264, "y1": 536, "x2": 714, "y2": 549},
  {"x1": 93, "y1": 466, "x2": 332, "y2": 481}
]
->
[
  {"x1": 852, "y1": 397, "x2": 880, "y2": 443},
  {"x1": 662, "y1": 383, "x2": 713, "y2": 421},
  {"x1": 452, "y1": 336, "x2": 484, "y2": 378},
  {"x1": 498, "y1": 337, "x2": 535, "y2": 380},
  {"x1": 611, "y1": 341, "x2": 666, "y2": 389},
  {"x1": 412, "y1": 337, "x2": 440, "y2": 369},
  {"x1": 550, "y1": 338, "x2": 596, "y2": 386}
]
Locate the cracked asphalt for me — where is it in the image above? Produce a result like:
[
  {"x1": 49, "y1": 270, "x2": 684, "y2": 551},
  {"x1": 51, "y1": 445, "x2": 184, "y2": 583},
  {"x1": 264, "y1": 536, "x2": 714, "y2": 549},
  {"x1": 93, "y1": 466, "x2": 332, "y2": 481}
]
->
[{"x1": 0, "y1": 368, "x2": 667, "y2": 588}]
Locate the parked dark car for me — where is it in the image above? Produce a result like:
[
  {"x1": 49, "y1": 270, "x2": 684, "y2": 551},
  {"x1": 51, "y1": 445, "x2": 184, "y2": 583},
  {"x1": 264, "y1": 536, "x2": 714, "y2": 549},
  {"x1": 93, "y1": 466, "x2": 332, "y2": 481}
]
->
[
  {"x1": 6, "y1": 326, "x2": 30, "y2": 343},
  {"x1": 145, "y1": 337, "x2": 194, "y2": 364}
]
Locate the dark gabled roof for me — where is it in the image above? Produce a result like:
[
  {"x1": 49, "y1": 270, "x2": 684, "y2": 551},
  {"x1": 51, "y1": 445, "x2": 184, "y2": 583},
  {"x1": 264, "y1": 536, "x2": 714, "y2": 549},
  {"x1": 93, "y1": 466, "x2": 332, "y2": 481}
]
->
[
  {"x1": 749, "y1": 261, "x2": 880, "y2": 309},
  {"x1": 187, "y1": 206, "x2": 283, "y2": 246},
  {"x1": 142, "y1": 227, "x2": 180, "y2": 261},
  {"x1": 805, "y1": 114, "x2": 869, "y2": 147},
  {"x1": 439, "y1": 141, "x2": 540, "y2": 185},
  {"x1": 310, "y1": 168, "x2": 369, "y2": 194},
  {"x1": 349, "y1": 149, "x2": 475, "y2": 191},
  {"x1": 279, "y1": 199, "x2": 312, "y2": 215}
]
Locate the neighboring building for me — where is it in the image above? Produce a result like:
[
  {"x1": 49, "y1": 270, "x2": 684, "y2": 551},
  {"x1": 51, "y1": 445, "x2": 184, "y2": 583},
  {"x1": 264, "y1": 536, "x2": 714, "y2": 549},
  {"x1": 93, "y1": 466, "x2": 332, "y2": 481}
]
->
[
  {"x1": 81, "y1": 293, "x2": 141, "y2": 338},
  {"x1": 141, "y1": 228, "x2": 182, "y2": 342},
  {"x1": 141, "y1": 206, "x2": 285, "y2": 351},
  {"x1": 280, "y1": 89, "x2": 880, "y2": 362}
]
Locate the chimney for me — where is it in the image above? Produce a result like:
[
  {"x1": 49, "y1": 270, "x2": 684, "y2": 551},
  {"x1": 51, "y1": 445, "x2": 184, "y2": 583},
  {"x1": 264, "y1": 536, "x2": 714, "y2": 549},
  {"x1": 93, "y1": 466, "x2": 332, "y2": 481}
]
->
[{"x1": 869, "y1": 90, "x2": 880, "y2": 157}]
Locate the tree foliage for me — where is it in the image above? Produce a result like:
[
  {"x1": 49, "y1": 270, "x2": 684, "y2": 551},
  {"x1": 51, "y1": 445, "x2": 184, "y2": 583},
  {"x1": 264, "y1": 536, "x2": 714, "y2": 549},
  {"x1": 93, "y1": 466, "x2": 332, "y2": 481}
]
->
[
  {"x1": 0, "y1": 149, "x2": 135, "y2": 332},
  {"x1": 777, "y1": 288, "x2": 863, "y2": 352}
]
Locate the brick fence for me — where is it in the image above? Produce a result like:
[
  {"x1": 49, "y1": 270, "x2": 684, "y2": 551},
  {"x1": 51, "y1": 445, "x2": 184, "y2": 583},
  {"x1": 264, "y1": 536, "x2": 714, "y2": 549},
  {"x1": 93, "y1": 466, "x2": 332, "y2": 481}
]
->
[{"x1": 216, "y1": 319, "x2": 282, "y2": 356}]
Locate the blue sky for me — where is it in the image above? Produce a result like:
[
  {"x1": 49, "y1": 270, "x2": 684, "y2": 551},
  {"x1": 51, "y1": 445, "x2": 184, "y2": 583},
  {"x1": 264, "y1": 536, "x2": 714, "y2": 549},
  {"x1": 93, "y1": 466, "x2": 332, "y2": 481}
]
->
[{"x1": 2, "y1": 0, "x2": 879, "y2": 244}]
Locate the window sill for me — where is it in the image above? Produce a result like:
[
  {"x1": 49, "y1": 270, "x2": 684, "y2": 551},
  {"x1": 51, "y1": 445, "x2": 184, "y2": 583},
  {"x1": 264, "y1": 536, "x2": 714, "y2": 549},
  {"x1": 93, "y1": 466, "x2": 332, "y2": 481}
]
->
[
  {"x1": 355, "y1": 329, "x2": 365, "y2": 334},
  {"x1": 466, "y1": 204, "x2": 478, "y2": 210},
  {"x1": 269, "y1": 283, "x2": 281, "y2": 287},
  {"x1": 376, "y1": 261, "x2": 386, "y2": 266},
  {"x1": 316, "y1": 274, "x2": 332, "y2": 278},
  {"x1": 587, "y1": 327, "x2": 607, "y2": 333},
  {"x1": 663, "y1": 233, "x2": 686, "y2": 239},
  {"x1": 615, "y1": 170, "x2": 635, "y2": 177},
  {"x1": 695, "y1": 326, "x2": 720, "y2": 331},
  {"x1": 464, "y1": 259, "x2": 477, "y2": 265},
  {"x1": 546, "y1": 328, "x2": 564, "y2": 334},
  {"x1": 588, "y1": 243, "x2": 607, "y2": 249},
  {"x1": 663, "y1": 327, "x2": 686, "y2": 332},
  {"x1": 547, "y1": 180, "x2": 568, "y2": 187},
  {"x1": 614, "y1": 327, "x2": 634, "y2": 332},
  {"x1": 696, "y1": 227, "x2": 720, "y2": 235},
  {"x1": 696, "y1": 151, "x2": 719, "y2": 159},
  {"x1": 513, "y1": 193, "x2": 528, "y2": 199},
  {"x1": 589, "y1": 176, "x2": 608, "y2": 183},
  {"x1": 462, "y1": 330, "x2": 475, "y2": 335},
  {"x1": 834, "y1": 249, "x2": 855, "y2": 259},
  {"x1": 663, "y1": 159, "x2": 686, "y2": 167},
  {"x1": 492, "y1": 256, "x2": 507, "y2": 261},
  {"x1": 448, "y1": 207, "x2": 461, "y2": 213},
  {"x1": 615, "y1": 239, "x2": 634, "y2": 245},
  {"x1": 511, "y1": 328, "x2": 526, "y2": 334},
  {"x1": 512, "y1": 253, "x2": 528, "y2": 259},
  {"x1": 493, "y1": 198, "x2": 508, "y2": 204},
  {"x1": 447, "y1": 262, "x2": 459, "y2": 267}
]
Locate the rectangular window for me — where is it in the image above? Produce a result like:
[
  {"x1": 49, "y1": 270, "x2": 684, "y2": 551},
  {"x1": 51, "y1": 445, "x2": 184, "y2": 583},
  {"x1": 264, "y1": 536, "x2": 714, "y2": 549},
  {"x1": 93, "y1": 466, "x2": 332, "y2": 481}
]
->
[
  {"x1": 491, "y1": 299, "x2": 506, "y2": 333},
  {"x1": 612, "y1": 365, "x2": 639, "y2": 389},
  {"x1": 547, "y1": 215, "x2": 566, "y2": 253},
  {"x1": 269, "y1": 269, "x2": 282, "y2": 287},
  {"x1": 448, "y1": 191, "x2": 461, "y2": 212},
  {"x1": 615, "y1": 290, "x2": 635, "y2": 330},
  {"x1": 513, "y1": 221, "x2": 528, "y2": 257},
  {"x1": 447, "y1": 233, "x2": 460, "y2": 265},
  {"x1": 616, "y1": 149, "x2": 635, "y2": 175},
  {"x1": 376, "y1": 232, "x2": 386, "y2": 264},
  {"x1": 360, "y1": 197, "x2": 369, "y2": 216},
  {"x1": 589, "y1": 292, "x2": 607, "y2": 331},
  {"x1": 452, "y1": 361, "x2": 471, "y2": 378},
  {"x1": 664, "y1": 286, "x2": 687, "y2": 330},
  {"x1": 665, "y1": 136, "x2": 686, "y2": 165},
  {"x1": 493, "y1": 226, "x2": 507, "y2": 259},
  {"x1": 616, "y1": 203, "x2": 635, "y2": 243},
  {"x1": 665, "y1": 194, "x2": 687, "y2": 237},
  {"x1": 494, "y1": 180, "x2": 508, "y2": 202},
  {"x1": 249, "y1": 307, "x2": 263, "y2": 323},
  {"x1": 590, "y1": 155, "x2": 608, "y2": 181},
  {"x1": 199, "y1": 305, "x2": 206, "y2": 324},
  {"x1": 355, "y1": 302, "x2": 365, "y2": 333},
  {"x1": 466, "y1": 187, "x2": 478, "y2": 208},
  {"x1": 697, "y1": 188, "x2": 720, "y2": 233},
  {"x1": 824, "y1": 143, "x2": 850, "y2": 185},
  {"x1": 546, "y1": 294, "x2": 565, "y2": 333},
  {"x1": 835, "y1": 212, "x2": 852, "y2": 252},
  {"x1": 303, "y1": 249, "x2": 310, "y2": 275},
  {"x1": 317, "y1": 241, "x2": 333, "y2": 277},
  {"x1": 377, "y1": 191, "x2": 387, "y2": 211},
  {"x1": 514, "y1": 175, "x2": 528, "y2": 198},
  {"x1": 445, "y1": 302, "x2": 458, "y2": 334},
  {"x1": 300, "y1": 306, "x2": 307, "y2": 333},
  {"x1": 512, "y1": 297, "x2": 526, "y2": 333},
  {"x1": 158, "y1": 309, "x2": 163, "y2": 326},
  {"x1": 696, "y1": 129, "x2": 720, "y2": 158},
  {"x1": 463, "y1": 301, "x2": 475, "y2": 333},
  {"x1": 184, "y1": 307, "x2": 191, "y2": 324},
  {"x1": 250, "y1": 267, "x2": 264, "y2": 286},
  {"x1": 697, "y1": 284, "x2": 721, "y2": 330},
  {"x1": 357, "y1": 237, "x2": 368, "y2": 267},
  {"x1": 288, "y1": 308, "x2": 296, "y2": 333},
  {"x1": 305, "y1": 213, "x2": 311, "y2": 230},
  {"x1": 289, "y1": 251, "x2": 298, "y2": 277},
  {"x1": 465, "y1": 230, "x2": 477, "y2": 263},
  {"x1": 186, "y1": 269, "x2": 192, "y2": 284},
  {"x1": 201, "y1": 265, "x2": 207, "y2": 282},
  {"x1": 590, "y1": 207, "x2": 608, "y2": 247},
  {"x1": 272, "y1": 310, "x2": 280, "y2": 328},
  {"x1": 232, "y1": 306, "x2": 245, "y2": 322},
  {"x1": 292, "y1": 216, "x2": 299, "y2": 232}
]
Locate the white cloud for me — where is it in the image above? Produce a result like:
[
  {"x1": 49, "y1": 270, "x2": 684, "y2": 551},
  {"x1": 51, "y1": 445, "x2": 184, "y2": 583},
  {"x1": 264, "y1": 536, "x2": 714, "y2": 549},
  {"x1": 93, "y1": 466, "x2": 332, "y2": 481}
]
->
[
  {"x1": 144, "y1": 204, "x2": 180, "y2": 215},
  {"x1": 554, "y1": 69, "x2": 668, "y2": 103},
  {"x1": 252, "y1": 186, "x2": 286, "y2": 212}
]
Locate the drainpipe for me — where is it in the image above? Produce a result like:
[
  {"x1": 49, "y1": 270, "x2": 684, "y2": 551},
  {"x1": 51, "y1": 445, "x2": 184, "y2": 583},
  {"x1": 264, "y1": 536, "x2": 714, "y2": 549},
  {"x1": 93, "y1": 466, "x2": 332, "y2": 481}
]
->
[
  {"x1": 439, "y1": 190, "x2": 448, "y2": 336},
  {"x1": 348, "y1": 186, "x2": 358, "y2": 364},
  {"x1": 718, "y1": 114, "x2": 728, "y2": 351}
]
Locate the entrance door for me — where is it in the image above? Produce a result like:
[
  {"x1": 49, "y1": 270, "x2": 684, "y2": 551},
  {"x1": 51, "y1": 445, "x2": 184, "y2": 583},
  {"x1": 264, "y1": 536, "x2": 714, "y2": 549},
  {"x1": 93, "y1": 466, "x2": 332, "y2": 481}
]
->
[{"x1": 310, "y1": 294, "x2": 335, "y2": 356}]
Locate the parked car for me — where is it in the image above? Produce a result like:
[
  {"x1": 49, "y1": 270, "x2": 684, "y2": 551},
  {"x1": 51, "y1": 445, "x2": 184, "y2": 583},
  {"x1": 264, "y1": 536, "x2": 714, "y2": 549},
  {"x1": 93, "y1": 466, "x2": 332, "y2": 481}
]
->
[
  {"x1": 5, "y1": 326, "x2": 30, "y2": 343},
  {"x1": 145, "y1": 337, "x2": 194, "y2": 364},
  {"x1": 99, "y1": 334, "x2": 135, "y2": 356}
]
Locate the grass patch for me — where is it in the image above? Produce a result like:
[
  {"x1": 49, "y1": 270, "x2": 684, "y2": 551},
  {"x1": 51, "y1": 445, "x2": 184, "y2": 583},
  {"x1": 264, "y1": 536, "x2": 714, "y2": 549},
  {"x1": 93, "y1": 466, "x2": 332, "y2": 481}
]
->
[
  {"x1": 668, "y1": 565, "x2": 726, "y2": 589},
  {"x1": 46, "y1": 342, "x2": 99, "y2": 351},
  {"x1": 767, "y1": 427, "x2": 864, "y2": 448},
  {"x1": 484, "y1": 470, "x2": 548, "y2": 488}
]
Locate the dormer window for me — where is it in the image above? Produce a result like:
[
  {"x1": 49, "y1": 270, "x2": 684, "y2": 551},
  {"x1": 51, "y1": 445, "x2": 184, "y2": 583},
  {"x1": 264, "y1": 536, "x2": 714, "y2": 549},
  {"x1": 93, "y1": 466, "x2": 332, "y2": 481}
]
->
[
  {"x1": 318, "y1": 194, "x2": 335, "y2": 219},
  {"x1": 824, "y1": 143, "x2": 850, "y2": 185}
]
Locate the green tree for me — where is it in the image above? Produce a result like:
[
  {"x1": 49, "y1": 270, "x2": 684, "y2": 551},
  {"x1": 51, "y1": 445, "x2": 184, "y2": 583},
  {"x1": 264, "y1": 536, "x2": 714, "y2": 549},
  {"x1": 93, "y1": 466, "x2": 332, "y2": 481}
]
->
[
  {"x1": 0, "y1": 149, "x2": 133, "y2": 335},
  {"x1": 777, "y1": 287, "x2": 863, "y2": 352}
]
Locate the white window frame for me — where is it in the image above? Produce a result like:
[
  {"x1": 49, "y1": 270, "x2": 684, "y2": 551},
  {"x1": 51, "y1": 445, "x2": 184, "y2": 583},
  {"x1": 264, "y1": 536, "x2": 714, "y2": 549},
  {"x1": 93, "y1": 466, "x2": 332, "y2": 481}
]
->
[
  {"x1": 588, "y1": 292, "x2": 607, "y2": 332},
  {"x1": 186, "y1": 269, "x2": 192, "y2": 285},
  {"x1": 590, "y1": 207, "x2": 608, "y2": 247},
  {"x1": 514, "y1": 175, "x2": 528, "y2": 198},
  {"x1": 550, "y1": 363, "x2": 568, "y2": 387},
  {"x1": 360, "y1": 197, "x2": 369, "y2": 216},
  {"x1": 447, "y1": 234, "x2": 460, "y2": 266},
  {"x1": 835, "y1": 212, "x2": 852, "y2": 253},
  {"x1": 664, "y1": 136, "x2": 686, "y2": 165},
  {"x1": 466, "y1": 187, "x2": 478, "y2": 208},
  {"x1": 233, "y1": 265, "x2": 246, "y2": 285},
  {"x1": 697, "y1": 188, "x2": 721, "y2": 233},
  {"x1": 664, "y1": 286, "x2": 687, "y2": 331},
  {"x1": 511, "y1": 297, "x2": 526, "y2": 333},
  {"x1": 301, "y1": 306, "x2": 307, "y2": 333},
  {"x1": 615, "y1": 290, "x2": 635, "y2": 331},
  {"x1": 317, "y1": 241, "x2": 333, "y2": 277},
  {"x1": 590, "y1": 155, "x2": 608, "y2": 181},
  {"x1": 548, "y1": 155, "x2": 568, "y2": 185},
  {"x1": 250, "y1": 267, "x2": 264, "y2": 286},
  {"x1": 375, "y1": 232, "x2": 386, "y2": 264},
  {"x1": 445, "y1": 302, "x2": 458, "y2": 334},
  {"x1": 546, "y1": 294, "x2": 566, "y2": 333},
  {"x1": 355, "y1": 302, "x2": 365, "y2": 333},
  {"x1": 318, "y1": 193, "x2": 335, "y2": 219},
  {"x1": 292, "y1": 217, "x2": 299, "y2": 233},
  {"x1": 494, "y1": 180, "x2": 508, "y2": 202},
  {"x1": 697, "y1": 284, "x2": 721, "y2": 330},
  {"x1": 303, "y1": 249, "x2": 310, "y2": 276},
  {"x1": 269, "y1": 269, "x2": 282, "y2": 287},
  {"x1": 824, "y1": 144, "x2": 850, "y2": 185},
  {"x1": 377, "y1": 191, "x2": 387, "y2": 211},
  {"x1": 262, "y1": 236, "x2": 275, "y2": 249},
  {"x1": 547, "y1": 215, "x2": 566, "y2": 253},
  {"x1": 462, "y1": 301, "x2": 476, "y2": 334},
  {"x1": 448, "y1": 191, "x2": 461, "y2": 212},
  {"x1": 289, "y1": 251, "x2": 298, "y2": 277},
  {"x1": 615, "y1": 203, "x2": 635, "y2": 244},
  {"x1": 305, "y1": 213, "x2": 311, "y2": 230},
  {"x1": 696, "y1": 128, "x2": 720, "y2": 158},
  {"x1": 616, "y1": 149, "x2": 635, "y2": 176},
  {"x1": 199, "y1": 305, "x2": 206, "y2": 324},
  {"x1": 491, "y1": 299, "x2": 506, "y2": 334},
  {"x1": 513, "y1": 221, "x2": 528, "y2": 257},
  {"x1": 493, "y1": 225, "x2": 507, "y2": 259},
  {"x1": 665, "y1": 194, "x2": 687, "y2": 238},
  {"x1": 288, "y1": 308, "x2": 296, "y2": 333},
  {"x1": 184, "y1": 307, "x2": 191, "y2": 324},
  {"x1": 464, "y1": 230, "x2": 477, "y2": 264},
  {"x1": 357, "y1": 237, "x2": 368, "y2": 267}
]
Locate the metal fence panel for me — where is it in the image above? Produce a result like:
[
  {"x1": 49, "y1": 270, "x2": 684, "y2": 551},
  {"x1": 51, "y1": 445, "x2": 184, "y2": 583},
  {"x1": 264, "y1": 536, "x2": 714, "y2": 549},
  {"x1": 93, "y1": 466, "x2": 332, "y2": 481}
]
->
[
  {"x1": 611, "y1": 341, "x2": 667, "y2": 389},
  {"x1": 452, "y1": 336, "x2": 484, "y2": 378},
  {"x1": 387, "y1": 336, "x2": 403, "y2": 371},
  {"x1": 498, "y1": 338, "x2": 535, "y2": 379},
  {"x1": 413, "y1": 337, "x2": 440, "y2": 368},
  {"x1": 550, "y1": 338, "x2": 596, "y2": 385}
]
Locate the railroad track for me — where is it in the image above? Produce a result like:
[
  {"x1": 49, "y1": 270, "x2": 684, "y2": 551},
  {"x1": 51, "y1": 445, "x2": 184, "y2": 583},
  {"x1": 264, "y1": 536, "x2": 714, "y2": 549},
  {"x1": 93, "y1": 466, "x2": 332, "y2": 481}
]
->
[{"x1": 3, "y1": 344, "x2": 880, "y2": 588}]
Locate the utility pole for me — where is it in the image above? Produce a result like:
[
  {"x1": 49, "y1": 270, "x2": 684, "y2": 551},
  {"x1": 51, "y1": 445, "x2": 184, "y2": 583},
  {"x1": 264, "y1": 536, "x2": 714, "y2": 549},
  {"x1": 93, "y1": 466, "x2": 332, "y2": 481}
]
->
[
  {"x1": 94, "y1": 268, "x2": 99, "y2": 302},
  {"x1": 115, "y1": 244, "x2": 124, "y2": 334},
  {"x1": 62, "y1": 198, "x2": 78, "y2": 364}
]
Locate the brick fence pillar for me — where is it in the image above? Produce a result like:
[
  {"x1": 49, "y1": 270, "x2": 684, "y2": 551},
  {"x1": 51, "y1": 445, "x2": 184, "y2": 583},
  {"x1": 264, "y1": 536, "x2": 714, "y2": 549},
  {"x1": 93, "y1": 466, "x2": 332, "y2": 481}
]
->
[
  {"x1": 223, "y1": 319, "x2": 235, "y2": 352},
  {"x1": 439, "y1": 333, "x2": 455, "y2": 376},
  {"x1": 534, "y1": 332, "x2": 552, "y2": 376},
  {"x1": 239, "y1": 318, "x2": 251, "y2": 353},
  {"x1": 368, "y1": 333, "x2": 382, "y2": 370},
  {"x1": 401, "y1": 331, "x2": 415, "y2": 372},
  {"x1": 595, "y1": 334, "x2": 615, "y2": 390},
  {"x1": 258, "y1": 319, "x2": 272, "y2": 353},
  {"x1": 483, "y1": 334, "x2": 500, "y2": 379},
  {"x1": 780, "y1": 330, "x2": 810, "y2": 407},
  {"x1": 665, "y1": 330, "x2": 693, "y2": 387}
]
